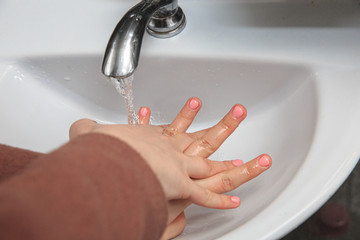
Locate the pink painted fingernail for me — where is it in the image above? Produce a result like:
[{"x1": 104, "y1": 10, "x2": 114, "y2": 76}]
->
[
  {"x1": 231, "y1": 196, "x2": 241, "y2": 204},
  {"x1": 140, "y1": 107, "x2": 148, "y2": 117},
  {"x1": 189, "y1": 99, "x2": 200, "y2": 110},
  {"x1": 232, "y1": 105, "x2": 244, "y2": 118},
  {"x1": 232, "y1": 159, "x2": 244, "y2": 166},
  {"x1": 259, "y1": 155, "x2": 270, "y2": 167}
]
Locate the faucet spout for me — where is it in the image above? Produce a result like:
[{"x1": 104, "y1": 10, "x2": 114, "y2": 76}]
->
[{"x1": 102, "y1": 0, "x2": 186, "y2": 79}]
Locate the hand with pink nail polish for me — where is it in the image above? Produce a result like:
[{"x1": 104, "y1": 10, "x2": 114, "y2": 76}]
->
[
  {"x1": 131, "y1": 97, "x2": 272, "y2": 240},
  {"x1": 70, "y1": 97, "x2": 272, "y2": 240},
  {"x1": 69, "y1": 99, "x2": 246, "y2": 213}
]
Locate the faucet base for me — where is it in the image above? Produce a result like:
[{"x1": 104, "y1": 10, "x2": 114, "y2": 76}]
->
[{"x1": 146, "y1": 7, "x2": 186, "y2": 39}]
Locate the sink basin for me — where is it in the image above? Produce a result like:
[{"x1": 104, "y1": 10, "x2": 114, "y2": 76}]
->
[
  {"x1": 1, "y1": 55, "x2": 359, "y2": 240},
  {"x1": 1, "y1": 0, "x2": 360, "y2": 239}
]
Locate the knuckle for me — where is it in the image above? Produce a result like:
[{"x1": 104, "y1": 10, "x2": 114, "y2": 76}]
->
[
  {"x1": 163, "y1": 127, "x2": 177, "y2": 136},
  {"x1": 220, "y1": 119, "x2": 235, "y2": 133},
  {"x1": 220, "y1": 121, "x2": 231, "y2": 131},
  {"x1": 220, "y1": 174, "x2": 234, "y2": 192},
  {"x1": 197, "y1": 139, "x2": 215, "y2": 154}
]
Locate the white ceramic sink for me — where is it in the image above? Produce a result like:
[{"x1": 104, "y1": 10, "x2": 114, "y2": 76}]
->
[{"x1": 1, "y1": 0, "x2": 360, "y2": 239}]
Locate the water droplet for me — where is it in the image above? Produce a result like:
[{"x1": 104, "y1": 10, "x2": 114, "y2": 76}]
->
[{"x1": 13, "y1": 70, "x2": 25, "y2": 81}]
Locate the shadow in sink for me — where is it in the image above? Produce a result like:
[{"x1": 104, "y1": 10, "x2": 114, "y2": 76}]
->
[{"x1": 16, "y1": 55, "x2": 318, "y2": 239}]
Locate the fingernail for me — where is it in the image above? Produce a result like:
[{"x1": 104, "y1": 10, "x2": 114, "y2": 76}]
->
[
  {"x1": 140, "y1": 107, "x2": 148, "y2": 117},
  {"x1": 231, "y1": 196, "x2": 241, "y2": 204},
  {"x1": 189, "y1": 99, "x2": 200, "y2": 110},
  {"x1": 232, "y1": 105, "x2": 244, "y2": 118},
  {"x1": 232, "y1": 159, "x2": 244, "y2": 166},
  {"x1": 259, "y1": 155, "x2": 270, "y2": 167}
]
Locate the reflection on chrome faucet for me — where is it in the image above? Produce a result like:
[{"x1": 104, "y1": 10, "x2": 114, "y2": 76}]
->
[{"x1": 102, "y1": 0, "x2": 186, "y2": 79}]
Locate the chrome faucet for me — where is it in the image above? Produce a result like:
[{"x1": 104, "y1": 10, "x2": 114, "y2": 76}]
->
[{"x1": 102, "y1": 0, "x2": 186, "y2": 79}]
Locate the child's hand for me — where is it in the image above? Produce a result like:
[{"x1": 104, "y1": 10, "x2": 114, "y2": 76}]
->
[
  {"x1": 136, "y1": 97, "x2": 272, "y2": 240},
  {"x1": 69, "y1": 98, "x2": 248, "y2": 211},
  {"x1": 161, "y1": 154, "x2": 271, "y2": 239}
]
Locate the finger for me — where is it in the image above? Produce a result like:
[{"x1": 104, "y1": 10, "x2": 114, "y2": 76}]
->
[
  {"x1": 69, "y1": 118, "x2": 98, "y2": 139},
  {"x1": 161, "y1": 212, "x2": 187, "y2": 240},
  {"x1": 189, "y1": 183, "x2": 241, "y2": 209},
  {"x1": 185, "y1": 104, "x2": 247, "y2": 158},
  {"x1": 186, "y1": 156, "x2": 244, "y2": 179},
  {"x1": 163, "y1": 97, "x2": 202, "y2": 136},
  {"x1": 197, "y1": 154, "x2": 272, "y2": 194},
  {"x1": 138, "y1": 107, "x2": 151, "y2": 125},
  {"x1": 187, "y1": 128, "x2": 209, "y2": 141},
  {"x1": 167, "y1": 199, "x2": 190, "y2": 223},
  {"x1": 187, "y1": 104, "x2": 246, "y2": 140}
]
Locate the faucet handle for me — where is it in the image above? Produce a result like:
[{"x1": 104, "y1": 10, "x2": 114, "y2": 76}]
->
[{"x1": 146, "y1": 6, "x2": 186, "y2": 38}]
